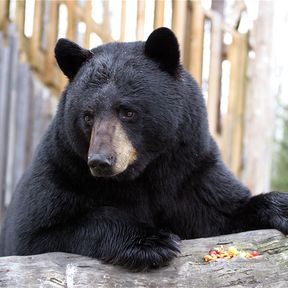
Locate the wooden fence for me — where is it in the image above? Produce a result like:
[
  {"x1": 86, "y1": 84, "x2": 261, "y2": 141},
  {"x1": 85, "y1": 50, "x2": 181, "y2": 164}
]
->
[
  {"x1": 0, "y1": 0, "x2": 249, "y2": 221},
  {"x1": 0, "y1": 24, "x2": 55, "y2": 222}
]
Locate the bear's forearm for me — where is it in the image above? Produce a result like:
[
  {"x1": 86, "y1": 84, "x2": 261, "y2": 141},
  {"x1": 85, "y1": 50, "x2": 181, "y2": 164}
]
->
[
  {"x1": 230, "y1": 192, "x2": 288, "y2": 234},
  {"x1": 10, "y1": 206, "x2": 180, "y2": 270},
  {"x1": 13, "y1": 206, "x2": 143, "y2": 256}
]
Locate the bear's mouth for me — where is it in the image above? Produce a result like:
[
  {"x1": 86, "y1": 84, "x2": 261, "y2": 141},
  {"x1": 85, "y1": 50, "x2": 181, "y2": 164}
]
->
[{"x1": 89, "y1": 166, "x2": 121, "y2": 178}]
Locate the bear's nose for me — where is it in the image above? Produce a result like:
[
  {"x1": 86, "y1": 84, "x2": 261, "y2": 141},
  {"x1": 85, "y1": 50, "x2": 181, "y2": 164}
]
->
[{"x1": 88, "y1": 154, "x2": 114, "y2": 170}]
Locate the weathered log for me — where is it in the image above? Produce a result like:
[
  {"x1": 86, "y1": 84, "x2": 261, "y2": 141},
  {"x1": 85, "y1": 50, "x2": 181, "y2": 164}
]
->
[{"x1": 0, "y1": 229, "x2": 287, "y2": 287}]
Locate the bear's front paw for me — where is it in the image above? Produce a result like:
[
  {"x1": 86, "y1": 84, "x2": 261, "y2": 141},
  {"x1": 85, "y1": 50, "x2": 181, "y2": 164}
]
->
[
  {"x1": 105, "y1": 230, "x2": 181, "y2": 271},
  {"x1": 131, "y1": 230, "x2": 181, "y2": 271},
  {"x1": 265, "y1": 192, "x2": 288, "y2": 234}
]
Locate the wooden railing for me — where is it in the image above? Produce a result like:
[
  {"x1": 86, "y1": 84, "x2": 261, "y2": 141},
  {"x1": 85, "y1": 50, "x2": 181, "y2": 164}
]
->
[{"x1": 0, "y1": 0, "x2": 248, "y2": 177}]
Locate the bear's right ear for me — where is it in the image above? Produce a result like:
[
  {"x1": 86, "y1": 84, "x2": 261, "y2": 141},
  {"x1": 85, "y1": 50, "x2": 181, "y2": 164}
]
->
[
  {"x1": 55, "y1": 39, "x2": 93, "y2": 80},
  {"x1": 145, "y1": 27, "x2": 180, "y2": 76}
]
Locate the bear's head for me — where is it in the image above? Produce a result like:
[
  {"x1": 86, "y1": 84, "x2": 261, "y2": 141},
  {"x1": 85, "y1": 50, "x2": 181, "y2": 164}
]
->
[{"x1": 55, "y1": 28, "x2": 208, "y2": 180}]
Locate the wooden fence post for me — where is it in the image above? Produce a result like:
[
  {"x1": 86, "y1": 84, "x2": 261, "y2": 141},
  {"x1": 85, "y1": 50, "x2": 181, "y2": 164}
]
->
[
  {"x1": 207, "y1": 12, "x2": 222, "y2": 139},
  {"x1": 187, "y1": 1, "x2": 204, "y2": 85},
  {"x1": 172, "y1": 0, "x2": 187, "y2": 62},
  {"x1": 154, "y1": 0, "x2": 165, "y2": 29},
  {"x1": 0, "y1": 32, "x2": 10, "y2": 222},
  {"x1": 0, "y1": 0, "x2": 8, "y2": 30},
  {"x1": 221, "y1": 33, "x2": 248, "y2": 176},
  {"x1": 12, "y1": 64, "x2": 31, "y2": 192},
  {"x1": 136, "y1": 0, "x2": 145, "y2": 40},
  {"x1": 5, "y1": 24, "x2": 20, "y2": 206}
]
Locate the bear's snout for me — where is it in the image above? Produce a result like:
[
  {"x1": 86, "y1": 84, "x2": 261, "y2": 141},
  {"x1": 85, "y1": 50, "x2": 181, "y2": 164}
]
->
[
  {"x1": 88, "y1": 153, "x2": 115, "y2": 177},
  {"x1": 87, "y1": 118, "x2": 137, "y2": 177}
]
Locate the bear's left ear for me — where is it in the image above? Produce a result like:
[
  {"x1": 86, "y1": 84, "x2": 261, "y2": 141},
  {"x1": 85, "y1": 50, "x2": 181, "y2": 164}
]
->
[
  {"x1": 55, "y1": 39, "x2": 93, "y2": 80},
  {"x1": 145, "y1": 27, "x2": 180, "y2": 76}
]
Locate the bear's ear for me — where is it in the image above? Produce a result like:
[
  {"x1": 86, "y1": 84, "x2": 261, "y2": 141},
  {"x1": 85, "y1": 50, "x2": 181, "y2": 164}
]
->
[
  {"x1": 145, "y1": 27, "x2": 180, "y2": 76},
  {"x1": 55, "y1": 39, "x2": 93, "y2": 80}
]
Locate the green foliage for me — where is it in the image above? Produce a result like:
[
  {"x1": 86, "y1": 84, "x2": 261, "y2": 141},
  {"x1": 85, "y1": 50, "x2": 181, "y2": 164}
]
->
[{"x1": 271, "y1": 106, "x2": 288, "y2": 191}]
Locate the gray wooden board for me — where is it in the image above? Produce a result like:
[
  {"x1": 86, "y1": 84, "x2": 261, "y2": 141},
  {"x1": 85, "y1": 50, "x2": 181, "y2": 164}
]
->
[
  {"x1": 5, "y1": 24, "x2": 19, "y2": 206},
  {"x1": 31, "y1": 76, "x2": 46, "y2": 155},
  {"x1": 12, "y1": 63, "x2": 31, "y2": 191},
  {"x1": 0, "y1": 230, "x2": 287, "y2": 288},
  {"x1": 0, "y1": 32, "x2": 4, "y2": 223},
  {"x1": 37, "y1": 78, "x2": 53, "y2": 142},
  {"x1": 0, "y1": 44, "x2": 10, "y2": 223},
  {"x1": 25, "y1": 70, "x2": 36, "y2": 165},
  {"x1": 0, "y1": 24, "x2": 56, "y2": 224}
]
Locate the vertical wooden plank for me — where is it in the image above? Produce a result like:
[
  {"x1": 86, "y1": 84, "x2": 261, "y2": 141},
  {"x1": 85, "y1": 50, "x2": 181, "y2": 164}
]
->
[
  {"x1": 66, "y1": 0, "x2": 76, "y2": 39},
  {"x1": 41, "y1": 90, "x2": 53, "y2": 135},
  {"x1": 102, "y1": 0, "x2": 111, "y2": 43},
  {"x1": 14, "y1": 0, "x2": 25, "y2": 51},
  {"x1": 5, "y1": 24, "x2": 19, "y2": 206},
  {"x1": 136, "y1": 0, "x2": 145, "y2": 40},
  {"x1": 221, "y1": 32, "x2": 248, "y2": 177},
  {"x1": 221, "y1": 36, "x2": 236, "y2": 169},
  {"x1": 0, "y1": 0, "x2": 8, "y2": 30},
  {"x1": 84, "y1": 0, "x2": 92, "y2": 47},
  {"x1": 40, "y1": 0, "x2": 51, "y2": 51},
  {"x1": 30, "y1": 0, "x2": 41, "y2": 67},
  {"x1": 43, "y1": 0, "x2": 58, "y2": 85},
  {"x1": 230, "y1": 34, "x2": 248, "y2": 177},
  {"x1": 60, "y1": 0, "x2": 76, "y2": 91},
  {"x1": 29, "y1": 77, "x2": 53, "y2": 156},
  {"x1": 0, "y1": 35, "x2": 10, "y2": 222},
  {"x1": 187, "y1": 0, "x2": 204, "y2": 85},
  {"x1": 120, "y1": 0, "x2": 126, "y2": 41},
  {"x1": 154, "y1": 0, "x2": 165, "y2": 29},
  {"x1": 31, "y1": 77, "x2": 45, "y2": 155},
  {"x1": 25, "y1": 70, "x2": 36, "y2": 165},
  {"x1": 172, "y1": 0, "x2": 187, "y2": 61},
  {"x1": 207, "y1": 13, "x2": 222, "y2": 139},
  {"x1": 12, "y1": 64, "x2": 31, "y2": 191}
]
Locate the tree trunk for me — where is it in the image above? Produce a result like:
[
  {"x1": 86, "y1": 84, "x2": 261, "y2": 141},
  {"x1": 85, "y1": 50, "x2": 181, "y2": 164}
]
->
[
  {"x1": 241, "y1": 1, "x2": 276, "y2": 195},
  {"x1": 0, "y1": 230, "x2": 287, "y2": 287}
]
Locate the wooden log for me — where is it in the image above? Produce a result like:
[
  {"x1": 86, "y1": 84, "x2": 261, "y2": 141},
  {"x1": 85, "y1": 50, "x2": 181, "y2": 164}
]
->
[{"x1": 0, "y1": 230, "x2": 287, "y2": 287}]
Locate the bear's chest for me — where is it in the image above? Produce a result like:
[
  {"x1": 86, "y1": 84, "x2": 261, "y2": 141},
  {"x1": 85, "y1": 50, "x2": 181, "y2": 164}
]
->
[{"x1": 83, "y1": 181, "x2": 154, "y2": 223}]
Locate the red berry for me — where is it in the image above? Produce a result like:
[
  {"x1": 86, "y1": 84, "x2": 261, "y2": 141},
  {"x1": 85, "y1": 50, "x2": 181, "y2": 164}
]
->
[
  {"x1": 209, "y1": 250, "x2": 218, "y2": 255},
  {"x1": 251, "y1": 251, "x2": 259, "y2": 257}
]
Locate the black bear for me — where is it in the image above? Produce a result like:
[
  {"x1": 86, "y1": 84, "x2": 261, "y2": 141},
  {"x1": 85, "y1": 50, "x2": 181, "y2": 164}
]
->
[{"x1": 0, "y1": 28, "x2": 287, "y2": 271}]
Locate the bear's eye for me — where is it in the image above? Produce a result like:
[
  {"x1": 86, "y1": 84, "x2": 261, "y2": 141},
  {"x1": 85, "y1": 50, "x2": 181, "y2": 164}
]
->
[
  {"x1": 83, "y1": 113, "x2": 94, "y2": 126},
  {"x1": 118, "y1": 109, "x2": 137, "y2": 122}
]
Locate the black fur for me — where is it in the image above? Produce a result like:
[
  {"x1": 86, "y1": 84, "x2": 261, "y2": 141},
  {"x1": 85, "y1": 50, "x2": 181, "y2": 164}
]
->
[
  {"x1": 1, "y1": 28, "x2": 288, "y2": 271},
  {"x1": 145, "y1": 27, "x2": 180, "y2": 75},
  {"x1": 55, "y1": 38, "x2": 93, "y2": 80}
]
